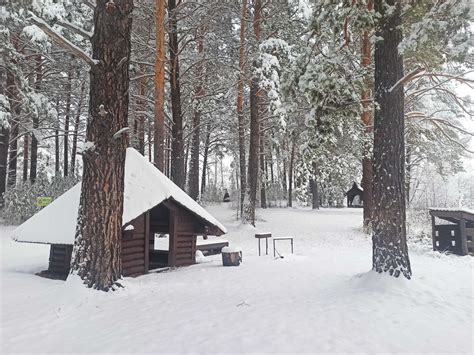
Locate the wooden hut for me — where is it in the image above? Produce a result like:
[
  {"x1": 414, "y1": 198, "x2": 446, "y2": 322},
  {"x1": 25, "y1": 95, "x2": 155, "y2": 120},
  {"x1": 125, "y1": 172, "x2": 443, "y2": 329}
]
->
[
  {"x1": 429, "y1": 208, "x2": 474, "y2": 256},
  {"x1": 346, "y1": 182, "x2": 363, "y2": 208},
  {"x1": 12, "y1": 148, "x2": 227, "y2": 279}
]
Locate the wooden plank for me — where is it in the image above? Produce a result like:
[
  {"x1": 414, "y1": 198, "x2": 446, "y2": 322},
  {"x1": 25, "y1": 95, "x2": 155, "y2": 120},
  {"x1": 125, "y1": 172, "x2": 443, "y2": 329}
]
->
[
  {"x1": 460, "y1": 218, "x2": 468, "y2": 256},
  {"x1": 466, "y1": 228, "x2": 474, "y2": 238},
  {"x1": 122, "y1": 246, "x2": 144, "y2": 255},
  {"x1": 123, "y1": 265, "x2": 145, "y2": 276},
  {"x1": 122, "y1": 259, "x2": 145, "y2": 269},
  {"x1": 145, "y1": 210, "x2": 150, "y2": 273},
  {"x1": 122, "y1": 238, "x2": 145, "y2": 248},
  {"x1": 122, "y1": 252, "x2": 144, "y2": 262},
  {"x1": 168, "y1": 209, "x2": 177, "y2": 267},
  {"x1": 431, "y1": 215, "x2": 437, "y2": 251}
]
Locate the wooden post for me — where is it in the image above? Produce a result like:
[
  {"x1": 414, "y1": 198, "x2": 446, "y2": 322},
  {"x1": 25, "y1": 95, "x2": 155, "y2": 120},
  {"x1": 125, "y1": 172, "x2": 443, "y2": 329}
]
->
[
  {"x1": 144, "y1": 211, "x2": 150, "y2": 273},
  {"x1": 168, "y1": 210, "x2": 177, "y2": 267},
  {"x1": 431, "y1": 214, "x2": 437, "y2": 251},
  {"x1": 460, "y1": 218, "x2": 468, "y2": 256}
]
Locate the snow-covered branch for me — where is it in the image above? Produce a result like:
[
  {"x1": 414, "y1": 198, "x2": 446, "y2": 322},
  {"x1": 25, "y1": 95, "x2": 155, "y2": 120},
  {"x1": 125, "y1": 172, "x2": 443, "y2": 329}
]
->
[
  {"x1": 28, "y1": 13, "x2": 96, "y2": 67},
  {"x1": 388, "y1": 66, "x2": 425, "y2": 93},
  {"x1": 56, "y1": 20, "x2": 92, "y2": 40}
]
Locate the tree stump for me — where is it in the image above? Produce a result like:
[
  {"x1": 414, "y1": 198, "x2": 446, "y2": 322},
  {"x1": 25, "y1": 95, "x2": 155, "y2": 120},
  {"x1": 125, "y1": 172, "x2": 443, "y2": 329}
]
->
[{"x1": 222, "y1": 247, "x2": 242, "y2": 266}]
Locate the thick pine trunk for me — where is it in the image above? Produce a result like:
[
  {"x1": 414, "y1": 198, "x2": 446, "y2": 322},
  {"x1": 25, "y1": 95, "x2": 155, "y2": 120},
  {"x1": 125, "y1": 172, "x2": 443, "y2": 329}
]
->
[
  {"x1": 188, "y1": 26, "x2": 204, "y2": 201},
  {"x1": 30, "y1": 55, "x2": 42, "y2": 183},
  {"x1": 6, "y1": 71, "x2": 19, "y2": 187},
  {"x1": 154, "y1": 0, "x2": 166, "y2": 170},
  {"x1": 200, "y1": 123, "x2": 211, "y2": 198},
  {"x1": 361, "y1": 0, "x2": 374, "y2": 228},
  {"x1": 63, "y1": 68, "x2": 72, "y2": 177},
  {"x1": 71, "y1": 81, "x2": 86, "y2": 175},
  {"x1": 288, "y1": 135, "x2": 296, "y2": 208},
  {"x1": 22, "y1": 134, "x2": 28, "y2": 182},
  {"x1": 134, "y1": 67, "x2": 146, "y2": 155},
  {"x1": 168, "y1": 0, "x2": 185, "y2": 188},
  {"x1": 0, "y1": 126, "x2": 8, "y2": 202},
  {"x1": 259, "y1": 130, "x2": 267, "y2": 209},
  {"x1": 372, "y1": 0, "x2": 411, "y2": 279},
  {"x1": 236, "y1": 0, "x2": 247, "y2": 215},
  {"x1": 311, "y1": 162, "x2": 319, "y2": 209},
  {"x1": 71, "y1": 0, "x2": 133, "y2": 291}
]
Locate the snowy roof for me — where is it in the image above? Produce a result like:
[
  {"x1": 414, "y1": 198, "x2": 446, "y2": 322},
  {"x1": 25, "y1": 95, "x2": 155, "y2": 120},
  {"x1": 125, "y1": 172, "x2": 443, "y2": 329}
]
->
[{"x1": 12, "y1": 148, "x2": 226, "y2": 245}]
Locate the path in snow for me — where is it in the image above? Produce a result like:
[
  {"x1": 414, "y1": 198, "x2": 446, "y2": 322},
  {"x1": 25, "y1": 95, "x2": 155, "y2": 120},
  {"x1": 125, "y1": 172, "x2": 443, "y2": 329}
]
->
[{"x1": 0, "y1": 206, "x2": 472, "y2": 353}]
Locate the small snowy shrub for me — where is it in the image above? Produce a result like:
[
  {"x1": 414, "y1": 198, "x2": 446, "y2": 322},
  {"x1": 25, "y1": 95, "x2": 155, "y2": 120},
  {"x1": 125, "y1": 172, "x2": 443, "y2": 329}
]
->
[{"x1": 1, "y1": 174, "x2": 80, "y2": 225}]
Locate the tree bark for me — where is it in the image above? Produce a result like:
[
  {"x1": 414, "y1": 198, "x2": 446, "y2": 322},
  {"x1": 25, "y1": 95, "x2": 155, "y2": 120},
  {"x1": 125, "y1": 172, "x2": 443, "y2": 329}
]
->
[
  {"x1": 134, "y1": 66, "x2": 146, "y2": 155},
  {"x1": 0, "y1": 125, "x2": 8, "y2": 202},
  {"x1": 288, "y1": 135, "x2": 296, "y2": 208},
  {"x1": 63, "y1": 67, "x2": 73, "y2": 177},
  {"x1": 6, "y1": 70, "x2": 19, "y2": 187},
  {"x1": 200, "y1": 123, "x2": 211, "y2": 198},
  {"x1": 71, "y1": 81, "x2": 86, "y2": 175},
  {"x1": 22, "y1": 134, "x2": 28, "y2": 182},
  {"x1": 188, "y1": 25, "x2": 204, "y2": 201},
  {"x1": 361, "y1": 0, "x2": 374, "y2": 228},
  {"x1": 236, "y1": 0, "x2": 248, "y2": 215},
  {"x1": 245, "y1": 0, "x2": 262, "y2": 226},
  {"x1": 311, "y1": 161, "x2": 319, "y2": 209},
  {"x1": 154, "y1": 0, "x2": 166, "y2": 171},
  {"x1": 71, "y1": 0, "x2": 134, "y2": 291},
  {"x1": 30, "y1": 55, "x2": 43, "y2": 183},
  {"x1": 168, "y1": 0, "x2": 185, "y2": 188},
  {"x1": 372, "y1": 0, "x2": 411, "y2": 279},
  {"x1": 259, "y1": 131, "x2": 267, "y2": 208}
]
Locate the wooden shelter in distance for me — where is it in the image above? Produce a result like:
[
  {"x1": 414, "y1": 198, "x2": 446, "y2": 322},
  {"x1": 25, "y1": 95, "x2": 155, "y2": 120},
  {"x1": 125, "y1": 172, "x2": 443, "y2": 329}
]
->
[
  {"x1": 346, "y1": 182, "x2": 363, "y2": 208},
  {"x1": 429, "y1": 208, "x2": 474, "y2": 256},
  {"x1": 12, "y1": 148, "x2": 227, "y2": 279}
]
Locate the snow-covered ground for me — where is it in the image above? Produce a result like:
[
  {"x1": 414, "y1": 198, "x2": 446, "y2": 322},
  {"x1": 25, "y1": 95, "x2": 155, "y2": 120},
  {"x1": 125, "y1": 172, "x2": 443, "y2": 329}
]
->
[{"x1": 1, "y1": 205, "x2": 472, "y2": 353}]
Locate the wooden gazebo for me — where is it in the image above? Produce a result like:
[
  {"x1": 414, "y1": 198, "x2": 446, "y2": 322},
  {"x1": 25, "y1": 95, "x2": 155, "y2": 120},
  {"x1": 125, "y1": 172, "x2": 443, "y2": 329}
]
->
[
  {"x1": 12, "y1": 148, "x2": 227, "y2": 279},
  {"x1": 346, "y1": 182, "x2": 363, "y2": 208},
  {"x1": 429, "y1": 208, "x2": 474, "y2": 256}
]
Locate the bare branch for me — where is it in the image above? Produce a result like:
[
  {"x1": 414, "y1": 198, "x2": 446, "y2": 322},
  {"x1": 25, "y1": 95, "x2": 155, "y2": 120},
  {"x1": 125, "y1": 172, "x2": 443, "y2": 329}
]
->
[
  {"x1": 56, "y1": 20, "x2": 92, "y2": 40},
  {"x1": 389, "y1": 66, "x2": 425, "y2": 93}
]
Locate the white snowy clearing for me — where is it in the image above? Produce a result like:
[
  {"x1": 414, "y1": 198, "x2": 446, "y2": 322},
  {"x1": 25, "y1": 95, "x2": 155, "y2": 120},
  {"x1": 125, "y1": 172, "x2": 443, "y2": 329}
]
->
[{"x1": 1, "y1": 206, "x2": 473, "y2": 354}]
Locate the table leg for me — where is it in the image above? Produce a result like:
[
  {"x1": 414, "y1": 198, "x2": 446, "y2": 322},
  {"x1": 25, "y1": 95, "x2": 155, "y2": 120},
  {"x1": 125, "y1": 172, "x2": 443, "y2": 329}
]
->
[
  {"x1": 258, "y1": 239, "x2": 261, "y2": 256},
  {"x1": 273, "y1": 239, "x2": 276, "y2": 257},
  {"x1": 265, "y1": 237, "x2": 268, "y2": 255},
  {"x1": 291, "y1": 238, "x2": 294, "y2": 254}
]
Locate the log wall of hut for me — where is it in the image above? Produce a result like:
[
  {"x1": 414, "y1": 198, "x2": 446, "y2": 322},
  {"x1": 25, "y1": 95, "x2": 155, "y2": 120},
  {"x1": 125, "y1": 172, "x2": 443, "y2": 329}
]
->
[
  {"x1": 48, "y1": 244, "x2": 73, "y2": 277},
  {"x1": 122, "y1": 213, "x2": 149, "y2": 277}
]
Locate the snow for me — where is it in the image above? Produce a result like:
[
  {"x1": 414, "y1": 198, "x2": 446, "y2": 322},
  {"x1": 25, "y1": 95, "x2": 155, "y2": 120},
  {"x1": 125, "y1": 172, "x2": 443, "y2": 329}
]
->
[
  {"x1": 1, "y1": 206, "x2": 472, "y2": 353},
  {"x1": 153, "y1": 235, "x2": 228, "y2": 251},
  {"x1": 11, "y1": 148, "x2": 226, "y2": 245},
  {"x1": 221, "y1": 246, "x2": 242, "y2": 253}
]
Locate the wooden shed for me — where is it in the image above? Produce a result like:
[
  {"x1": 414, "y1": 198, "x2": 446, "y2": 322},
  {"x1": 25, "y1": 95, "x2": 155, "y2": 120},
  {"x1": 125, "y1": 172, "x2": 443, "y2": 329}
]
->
[
  {"x1": 12, "y1": 148, "x2": 227, "y2": 279},
  {"x1": 429, "y1": 208, "x2": 474, "y2": 256},
  {"x1": 346, "y1": 182, "x2": 363, "y2": 208}
]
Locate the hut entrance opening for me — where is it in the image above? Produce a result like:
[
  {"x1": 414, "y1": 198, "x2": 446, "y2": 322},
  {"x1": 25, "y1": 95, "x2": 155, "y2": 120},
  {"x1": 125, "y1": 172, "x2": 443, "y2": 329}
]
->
[{"x1": 149, "y1": 203, "x2": 171, "y2": 269}]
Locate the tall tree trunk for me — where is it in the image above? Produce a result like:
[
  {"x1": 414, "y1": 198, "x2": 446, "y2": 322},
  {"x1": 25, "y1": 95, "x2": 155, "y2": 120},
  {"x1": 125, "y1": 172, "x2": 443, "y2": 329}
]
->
[
  {"x1": 200, "y1": 123, "x2": 211, "y2": 198},
  {"x1": 30, "y1": 55, "x2": 42, "y2": 183},
  {"x1": 154, "y1": 0, "x2": 166, "y2": 170},
  {"x1": 259, "y1": 132, "x2": 267, "y2": 208},
  {"x1": 311, "y1": 161, "x2": 319, "y2": 209},
  {"x1": 168, "y1": 0, "x2": 185, "y2": 188},
  {"x1": 0, "y1": 125, "x2": 8, "y2": 203},
  {"x1": 6, "y1": 71, "x2": 19, "y2": 187},
  {"x1": 55, "y1": 99, "x2": 60, "y2": 176},
  {"x1": 71, "y1": 0, "x2": 134, "y2": 291},
  {"x1": 288, "y1": 135, "x2": 296, "y2": 207},
  {"x1": 22, "y1": 134, "x2": 28, "y2": 182},
  {"x1": 372, "y1": 0, "x2": 411, "y2": 279},
  {"x1": 188, "y1": 26, "x2": 204, "y2": 201},
  {"x1": 63, "y1": 67, "x2": 73, "y2": 177},
  {"x1": 135, "y1": 67, "x2": 146, "y2": 154},
  {"x1": 361, "y1": 0, "x2": 374, "y2": 229},
  {"x1": 245, "y1": 0, "x2": 262, "y2": 226},
  {"x1": 236, "y1": 0, "x2": 248, "y2": 215},
  {"x1": 71, "y1": 81, "x2": 86, "y2": 175}
]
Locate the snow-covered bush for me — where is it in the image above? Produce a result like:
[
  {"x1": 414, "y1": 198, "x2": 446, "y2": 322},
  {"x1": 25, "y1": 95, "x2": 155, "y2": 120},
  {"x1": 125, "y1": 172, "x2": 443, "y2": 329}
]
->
[{"x1": 1, "y1": 174, "x2": 80, "y2": 225}]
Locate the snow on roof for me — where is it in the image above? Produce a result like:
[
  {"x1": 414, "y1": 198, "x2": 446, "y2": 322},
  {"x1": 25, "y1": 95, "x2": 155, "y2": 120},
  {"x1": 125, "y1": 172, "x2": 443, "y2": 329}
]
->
[
  {"x1": 12, "y1": 148, "x2": 226, "y2": 245},
  {"x1": 429, "y1": 207, "x2": 474, "y2": 214}
]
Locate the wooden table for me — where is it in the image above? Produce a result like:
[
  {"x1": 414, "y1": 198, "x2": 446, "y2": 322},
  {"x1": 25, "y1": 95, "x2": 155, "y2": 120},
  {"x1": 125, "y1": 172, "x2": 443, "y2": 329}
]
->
[{"x1": 255, "y1": 233, "x2": 272, "y2": 256}]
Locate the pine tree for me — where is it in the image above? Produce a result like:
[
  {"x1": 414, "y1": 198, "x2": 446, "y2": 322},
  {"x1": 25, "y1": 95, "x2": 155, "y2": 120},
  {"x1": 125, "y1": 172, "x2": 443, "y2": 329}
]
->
[{"x1": 372, "y1": 0, "x2": 411, "y2": 279}]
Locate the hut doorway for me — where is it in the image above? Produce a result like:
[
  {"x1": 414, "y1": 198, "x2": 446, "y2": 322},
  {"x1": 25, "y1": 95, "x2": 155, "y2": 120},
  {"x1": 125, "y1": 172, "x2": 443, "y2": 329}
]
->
[{"x1": 148, "y1": 203, "x2": 171, "y2": 270}]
